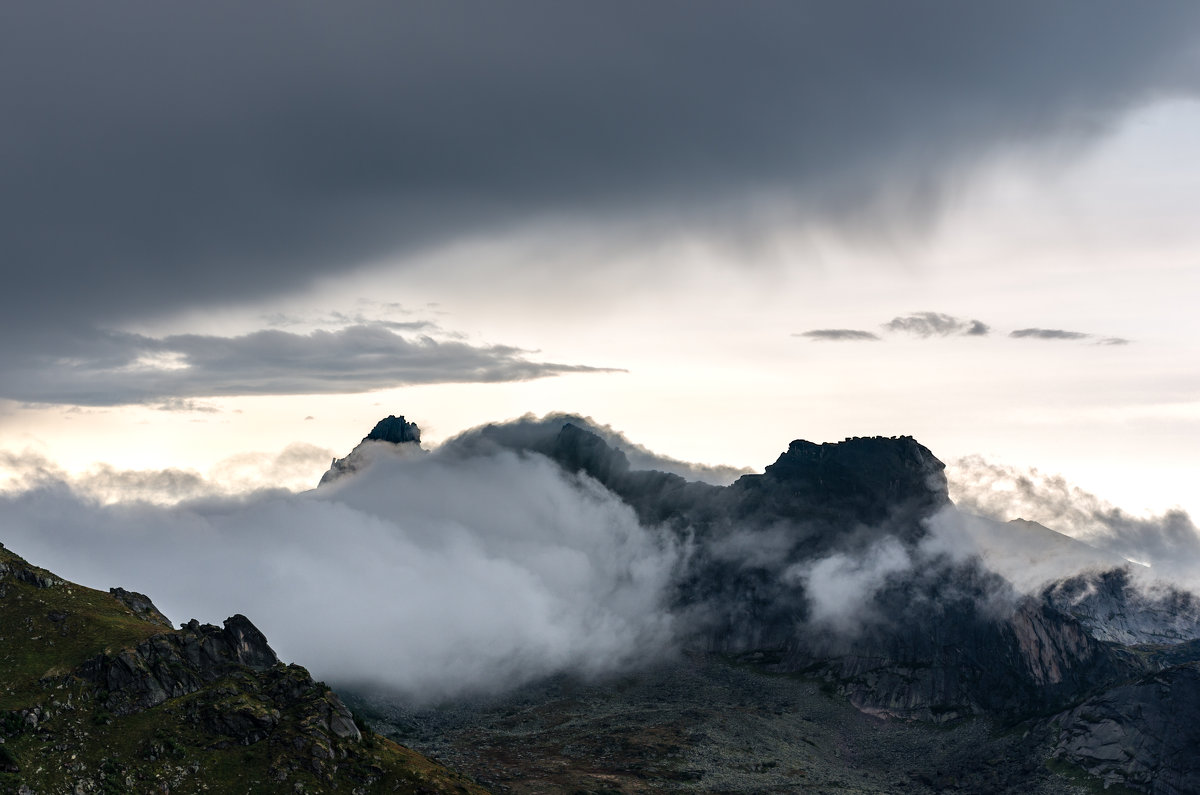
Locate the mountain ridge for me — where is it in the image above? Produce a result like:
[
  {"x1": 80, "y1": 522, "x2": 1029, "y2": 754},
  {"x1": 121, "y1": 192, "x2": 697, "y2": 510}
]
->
[
  {"x1": 0, "y1": 540, "x2": 487, "y2": 794},
  {"x1": 327, "y1": 413, "x2": 1200, "y2": 794}
]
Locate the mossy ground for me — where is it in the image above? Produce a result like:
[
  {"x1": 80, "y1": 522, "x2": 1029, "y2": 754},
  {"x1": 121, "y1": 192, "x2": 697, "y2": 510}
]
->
[
  {"x1": 0, "y1": 543, "x2": 487, "y2": 794},
  {"x1": 0, "y1": 546, "x2": 162, "y2": 711}
]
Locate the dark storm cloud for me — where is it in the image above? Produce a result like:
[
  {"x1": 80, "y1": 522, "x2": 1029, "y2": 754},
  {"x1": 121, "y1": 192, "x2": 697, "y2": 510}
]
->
[
  {"x1": 1, "y1": 1, "x2": 1195, "y2": 402},
  {"x1": 1010, "y1": 328, "x2": 1092, "y2": 340},
  {"x1": 1, "y1": 324, "x2": 618, "y2": 406},
  {"x1": 796, "y1": 329, "x2": 882, "y2": 342},
  {"x1": 4, "y1": 1, "x2": 1199, "y2": 333},
  {"x1": 884, "y1": 312, "x2": 990, "y2": 337}
]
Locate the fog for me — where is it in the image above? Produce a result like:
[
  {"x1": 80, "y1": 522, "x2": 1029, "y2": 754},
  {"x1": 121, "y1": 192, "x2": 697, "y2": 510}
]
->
[
  {"x1": 948, "y1": 455, "x2": 1200, "y2": 589},
  {"x1": 0, "y1": 442, "x2": 679, "y2": 702}
]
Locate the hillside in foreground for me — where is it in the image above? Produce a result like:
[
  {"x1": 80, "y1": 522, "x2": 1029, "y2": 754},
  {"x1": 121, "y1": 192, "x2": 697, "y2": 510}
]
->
[{"x1": 0, "y1": 542, "x2": 487, "y2": 795}]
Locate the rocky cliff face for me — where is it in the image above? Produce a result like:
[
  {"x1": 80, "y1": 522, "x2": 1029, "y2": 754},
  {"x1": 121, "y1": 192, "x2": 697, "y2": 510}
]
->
[
  {"x1": 1053, "y1": 662, "x2": 1200, "y2": 795},
  {"x1": 1044, "y1": 567, "x2": 1200, "y2": 646}
]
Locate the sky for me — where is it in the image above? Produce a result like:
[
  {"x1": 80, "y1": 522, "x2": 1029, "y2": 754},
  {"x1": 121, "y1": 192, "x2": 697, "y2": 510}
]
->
[{"x1": 2, "y1": 1, "x2": 1199, "y2": 520}]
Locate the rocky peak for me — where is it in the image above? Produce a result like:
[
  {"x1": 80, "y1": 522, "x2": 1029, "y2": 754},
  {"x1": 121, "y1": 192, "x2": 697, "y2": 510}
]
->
[
  {"x1": 731, "y1": 435, "x2": 949, "y2": 534},
  {"x1": 550, "y1": 422, "x2": 633, "y2": 484},
  {"x1": 365, "y1": 414, "x2": 421, "y2": 445},
  {"x1": 764, "y1": 435, "x2": 948, "y2": 502},
  {"x1": 219, "y1": 614, "x2": 280, "y2": 670},
  {"x1": 319, "y1": 413, "x2": 425, "y2": 486}
]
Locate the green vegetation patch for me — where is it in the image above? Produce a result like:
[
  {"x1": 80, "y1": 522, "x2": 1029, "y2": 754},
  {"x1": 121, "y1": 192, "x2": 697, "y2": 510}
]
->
[{"x1": 0, "y1": 543, "x2": 488, "y2": 794}]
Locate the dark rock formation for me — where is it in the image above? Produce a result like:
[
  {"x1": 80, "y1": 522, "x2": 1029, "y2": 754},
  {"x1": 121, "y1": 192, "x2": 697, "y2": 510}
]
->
[
  {"x1": 1054, "y1": 662, "x2": 1200, "y2": 795},
  {"x1": 0, "y1": 557, "x2": 63, "y2": 589},
  {"x1": 75, "y1": 612, "x2": 363, "y2": 746},
  {"x1": 79, "y1": 614, "x2": 280, "y2": 716},
  {"x1": 760, "y1": 571, "x2": 1143, "y2": 723},
  {"x1": 730, "y1": 435, "x2": 949, "y2": 536},
  {"x1": 365, "y1": 414, "x2": 421, "y2": 445}
]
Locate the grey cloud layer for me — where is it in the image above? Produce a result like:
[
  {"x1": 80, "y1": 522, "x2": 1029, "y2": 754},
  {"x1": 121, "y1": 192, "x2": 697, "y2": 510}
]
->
[
  {"x1": 797, "y1": 329, "x2": 882, "y2": 342},
  {"x1": 2, "y1": 324, "x2": 615, "y2": 406},
  {"x1": 797, "y1": 312, "x2": 1129, "y2": 345},
  {"x1": 1011, "y1": 328, "x2": 1131, "y2": 345},
  {"x1": 1011, "y1": 328, "x2": 1090, "y2": 340},
  {"x1": 3, "y1": 1, "x2": 1199, "y2": 343}
]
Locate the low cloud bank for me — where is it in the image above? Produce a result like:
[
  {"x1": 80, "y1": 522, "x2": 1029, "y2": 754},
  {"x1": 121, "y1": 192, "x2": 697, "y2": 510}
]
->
[
  {"x1": 0, "y1": 445, "x2": 334, "y2": 504},
  {"x1": 0, "y1": 443, "x2": 680, "y2": 702}
]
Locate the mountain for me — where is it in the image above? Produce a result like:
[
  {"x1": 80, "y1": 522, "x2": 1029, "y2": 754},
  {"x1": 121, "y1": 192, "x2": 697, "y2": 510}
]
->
[
  {"x1": 0, "y1": 542, "x2": 487, "y2": 794},
  {"x1": 327, "y1": 415, "x2": 1200, "y2": 794},
  {"x1": 320, "y1": 414, "x2": 424, "y2": 486}
]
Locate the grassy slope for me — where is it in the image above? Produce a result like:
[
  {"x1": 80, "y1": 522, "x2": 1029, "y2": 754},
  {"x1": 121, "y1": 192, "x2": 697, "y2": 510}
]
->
[{"x1": 0, "y1": 543, "x2": 487, "y2": 795}]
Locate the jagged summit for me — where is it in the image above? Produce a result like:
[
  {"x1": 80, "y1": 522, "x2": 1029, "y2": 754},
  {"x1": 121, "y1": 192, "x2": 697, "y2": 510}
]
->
[
  {"x1": 322, "y1": 417, "x2": 949, "y2": 533},
  {"x1": 319, "y1": 413, "x2": 425, "y2": 486},
  {"x1": 365, "y1": 414, "x2": 421, "y2": 445}
]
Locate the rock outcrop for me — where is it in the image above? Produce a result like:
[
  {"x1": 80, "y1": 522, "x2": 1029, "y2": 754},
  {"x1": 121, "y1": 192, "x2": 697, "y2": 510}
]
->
[
  {"x1": 109, "y1": 586, "x2": 174, "y2": 628},
  {"x1": 1053, "y1": 662, "x2": 1200, "y2": 795},
  {"x1": 79, "y1": 614, "x2": 281, "y2": 715}
]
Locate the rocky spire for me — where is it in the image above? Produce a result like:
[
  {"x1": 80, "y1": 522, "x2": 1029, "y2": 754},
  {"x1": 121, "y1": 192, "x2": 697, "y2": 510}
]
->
[
  {"x1": 364, "y1": 415, "x2": 421, "y2": 445},
  {"x1": 318, "y1": 413, "x2": 424, "y2": 486}
]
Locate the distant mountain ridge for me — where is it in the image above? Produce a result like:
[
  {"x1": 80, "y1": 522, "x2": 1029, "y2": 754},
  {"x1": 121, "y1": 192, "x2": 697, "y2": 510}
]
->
[{"x1": 327, "y1": 413, "x2": 1200, "y2": 794}]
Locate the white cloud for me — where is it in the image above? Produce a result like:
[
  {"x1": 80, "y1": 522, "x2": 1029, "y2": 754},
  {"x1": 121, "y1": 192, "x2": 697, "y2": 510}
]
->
[{"x1": 0, "y1": 444, "x2": 680, "y2": 702}]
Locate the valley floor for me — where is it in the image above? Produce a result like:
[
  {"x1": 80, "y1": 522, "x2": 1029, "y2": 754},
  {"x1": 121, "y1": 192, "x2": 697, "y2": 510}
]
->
[{"x1": 351, "y1": 653, "x2": 1099, "y2": 795}]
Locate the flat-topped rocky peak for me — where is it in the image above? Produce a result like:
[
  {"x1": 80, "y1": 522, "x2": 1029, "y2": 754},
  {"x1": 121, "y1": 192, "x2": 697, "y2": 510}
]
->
[
  {"x1": 733, "y1": 434, "x2": 949, "y2": 529},
  {"x1": 765, "y1": 435, "x2": 946, "y2": 492}
]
